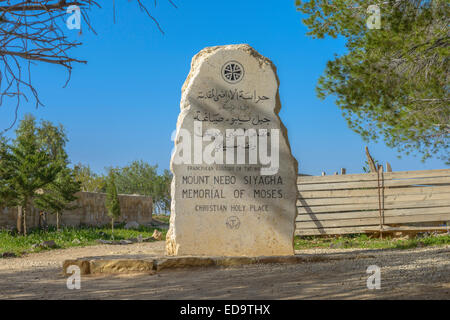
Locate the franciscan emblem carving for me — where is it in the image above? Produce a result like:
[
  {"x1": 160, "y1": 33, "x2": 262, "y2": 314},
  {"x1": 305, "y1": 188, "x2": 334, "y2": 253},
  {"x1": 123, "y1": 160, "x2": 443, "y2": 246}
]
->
[
  {"x1": 226, "y1": 216, "x2": 241, "y2": 230},
  {"x1": 221, "y1": 61, "x2": 244, "y2": 84}
]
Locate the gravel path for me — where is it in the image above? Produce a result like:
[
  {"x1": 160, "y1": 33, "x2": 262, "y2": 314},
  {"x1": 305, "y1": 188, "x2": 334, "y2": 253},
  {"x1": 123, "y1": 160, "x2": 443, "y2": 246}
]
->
[{"x1": 0, "y1": 242, "x2": 449, "y2": 299}]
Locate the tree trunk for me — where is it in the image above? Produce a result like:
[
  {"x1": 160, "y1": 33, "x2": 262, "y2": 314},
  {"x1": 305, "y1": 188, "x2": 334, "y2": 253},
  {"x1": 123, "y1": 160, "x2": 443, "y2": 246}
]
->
[
  {"x1": 17, "y1": 206, "x2": 23, "y2": 234},
  {"x1": 39, "y1": 211, "x2": 42, "y2": 230},
  {"x1": 16, "y1": 204, "x2": 28, "y2": 236},
  {"x1": 56, "y1": 212, "x2": 60, "y2": 232},
  {"x1": 42, "y1": 212, "x2": 48, "y2": 232},
  {"x1": 111, "y1": 218, "x2": 114, "y2": 240},
  {"x1": 22, "y1": 205, "x2": 27, "y2": 236}
]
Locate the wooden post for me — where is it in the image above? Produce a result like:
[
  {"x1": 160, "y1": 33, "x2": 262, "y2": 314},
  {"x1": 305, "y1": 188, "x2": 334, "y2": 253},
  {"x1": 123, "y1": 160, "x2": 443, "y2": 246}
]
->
[
  {"x1": 386, "y1": 162, "x2": 392, "y2": 172},
  {"x1": 365, "y1": 146, "x2": 377, "y2": 173},
  {"x1": 377, "y1": 165, "x2": 385, "y2": 239}
]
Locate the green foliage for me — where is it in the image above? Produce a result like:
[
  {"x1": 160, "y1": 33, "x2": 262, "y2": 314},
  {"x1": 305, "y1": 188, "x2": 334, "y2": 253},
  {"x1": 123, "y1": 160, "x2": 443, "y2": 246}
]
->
[
  {"x1": 36, "y1": 120, "x2": 68, "y2": 162},
  {"x1": 294, "y1": 233, "x2": 450, "y2": 250},
  {"x1": 153, "y1": 214, "x2": 170, "y2": 224},
  {"x1": 1, "y1": 227, "x2": 446, "y2": 257},
  {"x1": 73, "y1": 163, "x2": 106, "y2": 192},
  {"x1": 74, "y1": 160, "x2": 172, "y2": 214},
  {"x1": 363, "y1": 159, "x2": 380, "y2": 173},
  {"x1": 296, "y1": 0, "x2": 449, "y2": 163},
  {"x1": 0, "y1": 115, "x2": 62, "y2": 234},
  {"x1": 0, "y1": 115, "x2": 79, "y2": 234},
  {"x1": 111, "y1": 160, "x2": 158, "y2": 195},
  {"x1": 110, "y1": 160, "x2": 172, "y2": 214},
  {"x1": 0, "y1": 135, "x2": 16, "y2": 207},
  {"x1": 0, "y1": 224, "x2": 167, "y2": 256},
  {"x1": 153, "y1": 169, "x2": 172, "y2": 214},
  {"x1": 105, "y1": 170, "x2": 121, "y2": 220},
  {"x1": 33, "y1": 120, "x2": 80, "y2": 220},
  {"x1": 8, "y1": 115, "x2": 62, "y2": 206},
  {"x1": 34, "y1": 167, "x2": 81, "y2": 218}
]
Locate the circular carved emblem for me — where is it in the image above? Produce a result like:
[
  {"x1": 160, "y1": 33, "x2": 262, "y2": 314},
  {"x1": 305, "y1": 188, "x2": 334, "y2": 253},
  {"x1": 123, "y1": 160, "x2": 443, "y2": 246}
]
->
[
  {"x1": 221, "y1": 61, "x2": 244, "y2": 84},
  {"x1": 226, "y1": 216, "x2": 241, "y2": 230}
]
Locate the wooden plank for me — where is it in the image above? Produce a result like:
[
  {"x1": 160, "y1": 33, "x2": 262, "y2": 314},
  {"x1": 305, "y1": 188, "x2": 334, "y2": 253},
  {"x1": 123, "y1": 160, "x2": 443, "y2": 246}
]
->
[
  {"x1": 383, "y1": 176, "x2": 450, "y2": 187},
  {"x1": 298, "y1": 180, "x2": 378, "y2": 191},
  {"x1": 382, "y1": 209, "x2": 450, "y2": 223},
  {"x1": 298, "y1": 176, "x2": 450, "y2": 191},
  {"x1": 384, "y1": 169, "x2": 450, "y2": 179},
  {"x1": 297, "y1": 220, "x2": 378, "y2": 229},
  {"x1": 297, "y1": 192, "x2": 450, "y2": 207},
  {"x1": 296, "y1": 212, "x2": 450, "y2": 229},
  {"x1": 296, "y1": 222, "x2": 450, "y2": 237},
  {"x1": 297, "y1": 199, "x2": 450, "y2": 214},
  {"x1": 297, "y1": 169, "x2": 450, "y2": 184},
  {"x1": 299, "y1": 189, "x2": 379, "y2": 199},
  {"x1": 298, "y1": 173, "x2": 379, "y2": 184},
  {"x1": 298, "y1": 185, "x2": 450, "y2": 199},
  {"x1": 298, "y1": 206, "x2": 450, "y2": 220},
  {"x1": 295, "y1": 226, "x2": 381, "y2": 236},
  {"x1": 297, "y1": 210, "x2": 379, "y2": 222},
  {"x1": 297, "y1": 211, "x2": 377, "y2": 222},
  {"x1": 297, "y1": 205, "x2": 450, "y2": 221},
  {"x1": 297, "y1": 195, "x2": 379, "y2": 206},
  {"x1": 294, "y1": 169, "x2": 450, "y2": 236},
  {"x1": 365, "y1": 225, "x2": 450, "y2": 232},
  {"x1": 296, "y1": 225, "x2": 450, "y2": 236}
]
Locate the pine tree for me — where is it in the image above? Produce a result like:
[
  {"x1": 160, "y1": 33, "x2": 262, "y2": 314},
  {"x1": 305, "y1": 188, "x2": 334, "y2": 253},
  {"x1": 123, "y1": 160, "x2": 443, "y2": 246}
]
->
[
  {"x1": 296, "y1": 0, "x2": 449, "y2": 163},
  {"x1": 34, "y1": 167, "x2": 81, "y2": 231},
  {"x1": 33, "y1": 120, "x2": 80, "y2": 231},
  {"x1": 2, "y1": 115, "x2": 61, "y2": 235},
  {"x1": 0, "y1": 136, "x2": 17, "y2": 207},
  {"x1": 105, "y1": 170, "x2": 121, "y2": 239}
]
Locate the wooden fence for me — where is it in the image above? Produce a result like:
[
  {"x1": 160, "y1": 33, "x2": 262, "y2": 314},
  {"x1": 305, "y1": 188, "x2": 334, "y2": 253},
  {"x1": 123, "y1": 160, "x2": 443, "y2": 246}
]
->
[{"x1": 296, "y1": 169, "x2": 450, "y2": 236}]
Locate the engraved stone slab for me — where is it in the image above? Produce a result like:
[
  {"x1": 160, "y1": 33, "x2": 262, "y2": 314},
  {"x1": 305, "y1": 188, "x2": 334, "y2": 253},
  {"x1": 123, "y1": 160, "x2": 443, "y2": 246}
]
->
[{"x1": 166, "y1": 44, "x2": 298, "y2": 256}]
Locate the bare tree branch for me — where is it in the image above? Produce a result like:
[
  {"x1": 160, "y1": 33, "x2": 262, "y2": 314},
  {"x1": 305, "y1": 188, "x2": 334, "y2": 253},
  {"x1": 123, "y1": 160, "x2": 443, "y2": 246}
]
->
[{"x1": 0, "y1": 0, "x2": 176, "y2": 133}]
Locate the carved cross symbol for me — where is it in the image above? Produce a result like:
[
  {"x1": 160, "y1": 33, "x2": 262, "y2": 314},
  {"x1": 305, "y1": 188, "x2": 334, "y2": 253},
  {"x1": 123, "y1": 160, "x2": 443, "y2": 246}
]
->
[
  {"x1": 222, "y1": 61, "x2": 244, "y2": 84},
  {"x1": 226, "y1": 216, "x2": 241, "y2": 230}
]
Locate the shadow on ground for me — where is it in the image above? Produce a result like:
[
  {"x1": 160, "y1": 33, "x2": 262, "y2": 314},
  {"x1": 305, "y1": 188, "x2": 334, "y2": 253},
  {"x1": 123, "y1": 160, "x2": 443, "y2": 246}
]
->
[{"x1": 0, "y1": 247, "x2": 449, "y2": 299}]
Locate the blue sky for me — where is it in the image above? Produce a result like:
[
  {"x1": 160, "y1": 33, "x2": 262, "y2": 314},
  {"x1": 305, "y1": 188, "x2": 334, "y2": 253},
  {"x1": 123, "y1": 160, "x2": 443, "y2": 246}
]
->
[{"x1": 0, "y1": 0, "x2": 447, "y2": 175}]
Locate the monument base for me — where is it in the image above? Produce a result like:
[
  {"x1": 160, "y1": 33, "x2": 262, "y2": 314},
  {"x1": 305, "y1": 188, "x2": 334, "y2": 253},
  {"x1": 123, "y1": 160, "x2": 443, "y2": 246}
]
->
[{"x1": 62, "y1": 253, "x2": 374, "y2": 275}]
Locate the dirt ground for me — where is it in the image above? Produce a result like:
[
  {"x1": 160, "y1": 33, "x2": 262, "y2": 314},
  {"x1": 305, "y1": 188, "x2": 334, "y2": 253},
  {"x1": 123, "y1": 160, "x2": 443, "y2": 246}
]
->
[{"x1": 0, "y1": 241, "x2": 449, "y2": 300}]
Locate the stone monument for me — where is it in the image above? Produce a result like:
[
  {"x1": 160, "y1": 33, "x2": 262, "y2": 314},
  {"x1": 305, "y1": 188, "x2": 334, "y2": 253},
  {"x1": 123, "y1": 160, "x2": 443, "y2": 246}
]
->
[{"x1": 166, "y1": 44, "x2": 298, "y2": 256}]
